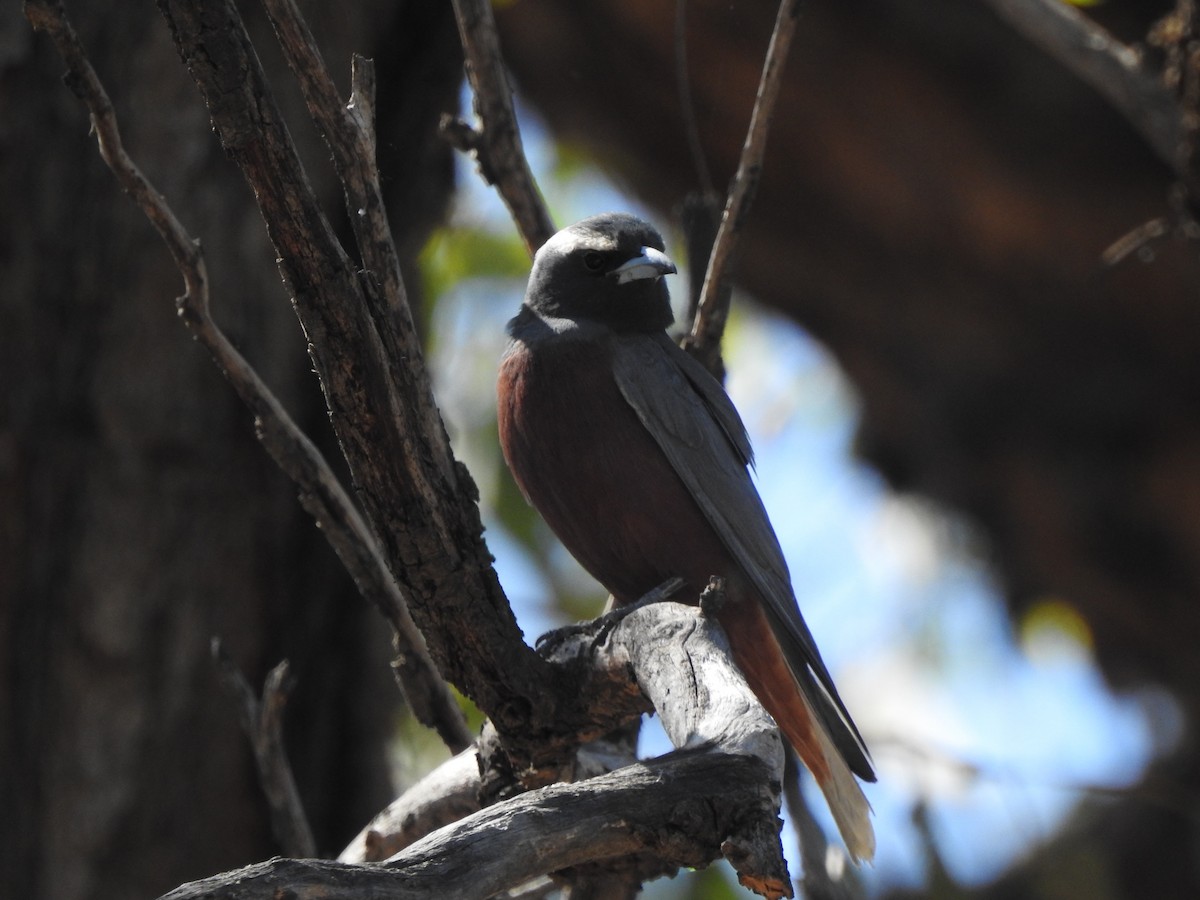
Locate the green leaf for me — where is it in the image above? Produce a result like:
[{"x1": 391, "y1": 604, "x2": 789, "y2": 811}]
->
[{"x1": 419, "y1": 225, "x2": 529, "y2": 305}]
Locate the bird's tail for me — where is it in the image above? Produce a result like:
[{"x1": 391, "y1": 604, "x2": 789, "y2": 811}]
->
[
  {"x1": 792, "y1": 688, "x2": 875, "y2": 862},
  {"x1": 721, "y1": 603, "x2": 875, "y2": 862},
  {"x1": 750, "y1": 659, "x2": 875, "y2": 863}
]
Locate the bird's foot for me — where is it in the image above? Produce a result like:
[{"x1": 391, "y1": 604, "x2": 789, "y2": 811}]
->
[
  {"x1": 698, "y1": 575, "x2": 727, "y2": 615},
  {"x1": 585, "y1": 576, "x2": 690, "y2": 652},
  {"x1": 534, "y1": 577, "x2": 688, "y2": 657}
]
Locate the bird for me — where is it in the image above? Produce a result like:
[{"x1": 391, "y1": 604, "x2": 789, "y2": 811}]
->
[{"x1": 497, "y1": 212, "x2": 875, "y2": 861}]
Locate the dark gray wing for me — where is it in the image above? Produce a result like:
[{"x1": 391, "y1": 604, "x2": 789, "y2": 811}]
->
[
  {"x1": 612, "y1": 333, "x2": 874, "y2": 779},
  {"x1": 653, "y1": 333, "x2": 755, "y2": 469}
]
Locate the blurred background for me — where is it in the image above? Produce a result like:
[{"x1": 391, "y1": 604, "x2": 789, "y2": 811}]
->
[{"x1": 5, "y1": 1, "x2": 1199, "y2": 898}]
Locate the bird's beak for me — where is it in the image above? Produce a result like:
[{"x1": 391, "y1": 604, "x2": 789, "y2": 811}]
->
[{"x1": 610, "y1": 246, "x2": 677, "y2": 284}]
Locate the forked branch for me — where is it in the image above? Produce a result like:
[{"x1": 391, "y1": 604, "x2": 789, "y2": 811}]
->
[
  {"x1": 169, "y1": 602, "x2": 793, "y2": 900},
  {"x1": 212, "y1": 641, "x2": 316, "y2": 858}
]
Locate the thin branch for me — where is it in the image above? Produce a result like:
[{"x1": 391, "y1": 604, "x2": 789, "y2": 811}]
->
[
  {"x1": 980, "y1": 0, "x2": 1186, "y2": 183},
  {"x1": 23, "y1": 0, "x2": 472, "y2": 753},
  {"x1": 448, "y1": 0, "x2": 556, "y2": 254},
  {"x1": 675, "y1": 0, "x2": 715, "y2": 196},
  {"x1": 212, "y1": 640, "x2": 316, "y2": 858},
  {"x1": 1101, "y1": 215, "x2": 1172, "y2": 265},
  {"x1": 502, "y1": 877, "x2": 559, "y2": 899},
  {"x1": 686, "y1": 0, "x2": 803, "y2": 378},
  {"x1": 912, "y1": 801, "x2": 960, "y2": 895},
  {"x1": 783, "y1": 754, "x2": 863, "y2": 900},
  {"x1": 258, "y1": 0, "x2": 423, "y2": 358}
]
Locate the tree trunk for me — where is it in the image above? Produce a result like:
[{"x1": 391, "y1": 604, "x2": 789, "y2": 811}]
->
[{"x1": 1, "y1": 3, "x2": 460, "y2": 898}]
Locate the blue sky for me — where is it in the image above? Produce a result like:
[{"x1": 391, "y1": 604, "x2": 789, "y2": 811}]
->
[{"x1": 424, "y1": 105, "x2": 1169, "y2": 894}]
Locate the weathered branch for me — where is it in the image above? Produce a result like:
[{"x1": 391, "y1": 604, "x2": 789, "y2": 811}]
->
[
  {"x1": 257, "y1": 0, "x2": 478, "y2": 754},
  {"x1": 599, "y1": 602, "x2": 791, "y2": 898},
  {"x1": 339, "y1": 748, "x2": 482, "y2": 863},
  {"x1": 166, "y1": 602, "x2": 793, "y2": 900},
  {"x1": 339, "y1": 733, "x2": 649, "y2": 866},
  {"x1": 150, "y1": 0, "x2": 578, "y2": 774},
  {"x1": 686, "y1": 0, "x2": 803, "y2": 378},
  {"x1": 159, "y1": 752, "x2": 776, "y2": 900},
  {"x1": 212, "y1": 642, "x2": 316, "y2": 858},
  {"x1": 258, "y1": 0, "x2": 413, "y2": 338},
  {"x1": 23, "y1": 0, "x2": 473, "y2": 754},
  {"x1": 448, "y1": 0, "x2": 556, "y2": 254}
]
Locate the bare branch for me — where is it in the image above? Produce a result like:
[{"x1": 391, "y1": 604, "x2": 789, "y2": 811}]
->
[
  {"x1": 211, "y1": 641, "x2": 316, "y2": 858},
  {"x1": 23, "y1": 0, "x2": 473, "y2": 754},
  {"x1": 545, "y1": 601, "x2": 791, "y2": 896},
  {"x1": 503, "y1": 876, "x2": 559, "y2": 899},
  {"x1": 980, "y1": 0, "x2": 1186, "y2": 182},
  {"x1": 342, "y1": 736, "x2": 650, "y2": 873},
  {"x1": 339, "y1": 748, "x2": 482, "y2": 863},
  {"x1": 259, "y1": 0, "x2": 412, "y2": 332},
  {"x1": 159, "y1": 752, "x2": 779, "y2": 900},
  {"x1": 167, "y1": 602, "x2": 793, "y2": 900},
  {"x1": 680, "y1": 192, "x2": 725, "y2": 333},
  {"x1": 151, "y1": 0, "x2": 571, "y2": 772},
  {"x1": 1102, "y1": 216, "x2": 1173, "y2": 266},
  {"x1": 687, "y1": 0, "x2": 803, "y2": 378},
  {"x1": 449, "y1": 0, "x2": 556, "y2": 254}
]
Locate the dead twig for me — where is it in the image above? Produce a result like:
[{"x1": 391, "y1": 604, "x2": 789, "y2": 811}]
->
[
  {"x1": 679, "y1": 191, "x2": 725, "y2": 334},
  {"x1": 448, "y1": 0, "x2": 556, "y2": 255},
  {"x1": 1102, "y1": 181, "x2": 1200, "y2": 266},
  {"x1": 339, "y1": 748, "x2": 482, "y2": 863},
  {"x1": 211, "y1": 640, "x2": 316, "y2": 858},
  {"x1": 260, "y1": 0, "x2": 400, "y2": 302},
  {"x1": 686, "y1": 0, "x2": 804, "y2": 379}
]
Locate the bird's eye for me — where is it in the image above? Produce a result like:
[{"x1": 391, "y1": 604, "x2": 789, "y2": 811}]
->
[{"x1": 581, "y1": 251, "x2": 605, "y2": 272}]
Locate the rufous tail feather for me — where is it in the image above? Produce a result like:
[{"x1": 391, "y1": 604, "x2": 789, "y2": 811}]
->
[
  {"x1": 720, "y1": 602, "x2": 875, "y2": 861},
  {"x1": 794, "y1": 689, "x2": 875, "y2": 863}
]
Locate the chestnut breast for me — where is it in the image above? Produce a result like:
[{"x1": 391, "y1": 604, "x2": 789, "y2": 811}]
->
[{"x1": 498, "y1": 330, "x2": 737, "y2": 604}]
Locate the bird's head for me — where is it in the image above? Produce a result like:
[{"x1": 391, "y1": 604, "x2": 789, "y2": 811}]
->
[{"x1": 524, "y1": 213, "x2": 677, "y2": 333}]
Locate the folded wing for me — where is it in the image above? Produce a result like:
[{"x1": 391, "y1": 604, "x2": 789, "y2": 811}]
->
[{"x1": 611, "y1": 332, "x2": 874, "y2": 781}]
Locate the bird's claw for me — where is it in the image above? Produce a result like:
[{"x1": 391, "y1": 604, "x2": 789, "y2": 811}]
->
[
  {"x1": 534, "y1": 577, "x2": 689, "y2": 658},
  {"x1": 698, "y1": 575, "x2": 727, "y2": 615}
]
